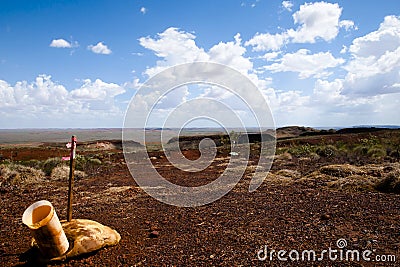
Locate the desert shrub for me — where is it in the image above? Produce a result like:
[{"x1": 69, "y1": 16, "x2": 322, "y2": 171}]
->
[
  {"x1": 50, "y1": 166, "x2": 86, "y2": 181},
  {"x1": 74, "y1": 155, "x2": 102, "y2": 173},
  {"x1": 288, "y1": 144, "x2": 313, "y2": 157},
  {"x1": 386, "y1": 137, "x2": 400, "y2": 158},
  {"x1": 264, "y1": 173, "x2": 294, "y2": 185},
  {"x1": 74, "y1": 154, "x2": 86, "y2": 170},
  {"x1": 276, "y1": 169, "x2": 301, "y2": 179},
  {"x1": 275, "y1": 147, "x2": 288, "y2": 155},
  {"x1": 274, "y1": 152, "x2": 293, "y2": 161},
  {"x1": 88, "y1": 158, "x2": 102, "y2": 165},
  {"x1": 367, "y1": 145, "x2": 386, "y2": 158},
  {"x1": 42, "y1": 157, "x2": 62, "y2": 176},
  {"x1": 374, "y1": 170, "x2": 400, "y2": 194},
  {"x1": 0, "y1": 163, "x2": 45, "y2": 187},
  {"x1": 388, "y1": 149, "x2": 400, "y2": 158},
  {"x1": 353, "y1": 145, "x2": 369, "y2": 156},
  {"x1": 336, "y1": 145, "x2": 350, "y2": 157},
  {"x1": 75, "y1": 155, "x2": 101, "y2": 170},
  {"x1": 320, "y1": 164, "x2": 364, "y2": 178},
  {"x1": 316, "y1": 145, "x2": 337, "y2": 158},
  {"x1": 17, "y1": 159, "x2": 41, "y2": 169},
  {"x1": 361, "y1": 136, "x2": 379, "y2": 146},
  {"x1": 308, "y1": 152, "x2": 321, "y2": 161},
  {"x1": 327, "y1": 175, "x2": 377, "y2": 192}
]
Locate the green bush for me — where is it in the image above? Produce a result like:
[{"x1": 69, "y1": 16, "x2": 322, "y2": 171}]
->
[
  {"x1": 288, "y1": 144, "x2": 313, "y2": 157},
  {"x1": 74, "y1": 155, "x2": 102, "y2": 172},
  {"x1": 367, "y1": 145, "x2": 386, "y2": 158},
  {"x1": 353, "y1": 145, "x2": 369, "y2": 156},
  {"x1": 42, "y1": 157, "x2": 62, "y2": 176},
  {"x1": 316, "y1": 145, "x2": 337, "y2": 158},
  {"x1": 88, "y1": 158, "x2": 102, "y2": 165},
  {"x1": 17, "y1": 159, "x2": 41, "y2": 169}
]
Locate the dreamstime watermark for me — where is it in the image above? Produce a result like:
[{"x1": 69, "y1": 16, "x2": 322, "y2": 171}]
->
[
  {"x1": 257, "y1": 238, "x2": 397, "y2": 263},
  {"x1": 122, "y1": 62, "x2": 276, "y2": 207}
]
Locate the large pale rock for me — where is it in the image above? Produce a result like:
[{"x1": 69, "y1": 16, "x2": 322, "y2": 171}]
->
[{"x1": 32, "y1": 219, "x2": 121, "y2": 261}]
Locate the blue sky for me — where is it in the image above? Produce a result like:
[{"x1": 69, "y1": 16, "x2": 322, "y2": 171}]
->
[{"x1": 0, "y1": 0, "x2": 399, "y2": 128}]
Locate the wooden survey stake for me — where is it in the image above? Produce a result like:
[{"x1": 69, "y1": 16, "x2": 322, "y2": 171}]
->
[{"x1": 67, "y1": 135, "x2": 77, "y2": 222}]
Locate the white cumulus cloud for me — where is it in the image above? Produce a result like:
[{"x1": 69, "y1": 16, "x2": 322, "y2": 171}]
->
[
  {"x1": 0, "y1": 75, "x2": 126, "y2": 127},
  {"x1": 264, "y1": 49, "x2": 345, "y2": 79},
  {"x1": 246, "y1": 2, "x2": 355, "y2": 52},
  {"x1": 50, "y1": 39, "x2": 73, "y2": 48},
  {"x1": 139, "y1": 27, "x2": 210, "y2": 76},
  {"x1": 208, "y1": 33, "x2": 253, "y2": 74},
  {"x1": 88, "y1": 42, "x2": 112, "y2": 55},
  {"x1": 343, "y1": 15, "x2": 400, "y2": 96},
  {"x1": 137, "y1": 28, "x2": 275, "y2": 127},
  {"x1": 70, "y1": 79, "x2": 124, "y2": 100},
  {"x1": 262, "y1": 51, "x2": 281, "y2": 61},
  {"x1": 245, "y1": 32, "x2": 289, "y2": 52},
  {"x1": 282, "y1": 1, "x2": 293, "y2": 12},
  {"x1": 136, "y1": 17, "x2": 398, "y2": 127},
  {"x1": 339, "y1": 20, "x2": 358, "y2": 31},
  {"x1": 288, "y1": 2, "x2": 342, "y2": 43}
]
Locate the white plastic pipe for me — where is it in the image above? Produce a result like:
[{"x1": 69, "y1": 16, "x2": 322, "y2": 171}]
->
[{"x1": 22, "y1": 200, "x2": 69, "y2": 258}]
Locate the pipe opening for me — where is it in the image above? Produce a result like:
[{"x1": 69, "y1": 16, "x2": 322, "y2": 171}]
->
[
  {"x1": 32, "y1": 205, "x2": 52, "y2": 225},
  {"x1": 22, "y1": 200, "x2": 54, "y2": 228}
]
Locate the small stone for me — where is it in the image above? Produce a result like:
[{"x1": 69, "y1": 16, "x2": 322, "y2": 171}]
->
[
  {"x1": 320, "y1": 214, "x2": 331, "y2": 220},
  {"x1": 150, "y1": 225, "x2": 159, "y2": 231},
  {"x1": 149, "y1": 231, "x2": 159, "y2": 238}
]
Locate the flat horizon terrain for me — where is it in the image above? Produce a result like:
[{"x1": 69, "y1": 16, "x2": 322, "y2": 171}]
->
[{"x1": 1, "y1": 125, "x2": 399, "y2": 145}]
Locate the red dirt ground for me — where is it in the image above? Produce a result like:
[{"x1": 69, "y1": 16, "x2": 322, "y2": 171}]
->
[{"x1": 0, "y1": 135, "x2": 399, "y2": 266}]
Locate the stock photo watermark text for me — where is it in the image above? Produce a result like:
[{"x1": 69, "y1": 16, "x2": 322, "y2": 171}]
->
[{"x1": 257, "y1": 239, "x2": 396, "y2": 263}]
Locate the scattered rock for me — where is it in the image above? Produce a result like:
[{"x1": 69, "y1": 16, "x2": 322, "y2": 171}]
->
[
  {"x1": 149, "y1": 231, "x2": 159, "y2": 238},
  {"x1": 320, "y1": 214, "x2": 331, "y2": 220},
  {"x1": 275, "y1": 169, "x2": 301, "y2": 179}
]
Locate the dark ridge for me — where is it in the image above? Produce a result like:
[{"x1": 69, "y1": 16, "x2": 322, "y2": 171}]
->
[
  {"x1": 299, "y1": 129, "x2": 336, "y2": 137},
  {"x1": 167, "y1": 133, "x2": 275, "y2": 147},
  {"x1": 336, "y1": 127, "x2": 390, "y2": 134},
  {"x1": 237, "y1": 133, "x2": 275, "y2": 143},
  {"x1": 276, "y1": 126, "x2": 332, "y2": 139},
  {"x1": 167, "y1": 134, "x2": 224, "y2": 145}
]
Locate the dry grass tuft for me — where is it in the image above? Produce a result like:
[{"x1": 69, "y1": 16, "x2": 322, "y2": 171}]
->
[
  {"x1": 263, "y1": 173, "x2": 294, "y2": 185},
  {"x1": 320, "y1": 164, "x2": 365, "y2": 177},
  {"x1": 275, "y1": 169, "x2": 301, "y2": 179},
  {"x1": 50, "y1": 166, "x2": 86, "y2": 181},
  {"x1": 0, "y1": 163, "x2": 45, "y2": 187},
  {"x1": 374, "y1": 170, "x2": 400, "y2": 194},
  {"x1": 327, "y1": 175, "x2": 378, "y2": 192}
]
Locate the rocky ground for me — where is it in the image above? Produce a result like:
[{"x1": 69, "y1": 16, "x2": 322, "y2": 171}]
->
[{"x1": 0, "y1": 129, "x2": 399, "y2": 266}]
